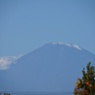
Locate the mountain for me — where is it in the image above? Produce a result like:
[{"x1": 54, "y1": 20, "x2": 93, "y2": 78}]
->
[{"x1": 0, "y1": 42, "x2": 95, "y2": 92}]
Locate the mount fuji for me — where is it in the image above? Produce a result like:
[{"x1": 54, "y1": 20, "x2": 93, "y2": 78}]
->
[{"x1": 0, "y1": 42, "x2": 95, "y2": 92}]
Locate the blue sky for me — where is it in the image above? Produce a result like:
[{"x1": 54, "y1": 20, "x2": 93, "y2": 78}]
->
[{"x1": 0, "y1": 0, "x2": 95, "y2": 57}]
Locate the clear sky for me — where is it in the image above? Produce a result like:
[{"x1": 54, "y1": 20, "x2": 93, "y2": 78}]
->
[{"x1": 0, "y1": 0, "x2": 95, "y2": 57}]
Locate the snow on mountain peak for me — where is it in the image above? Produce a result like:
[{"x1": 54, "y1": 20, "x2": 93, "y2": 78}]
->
[
  {"x1": 72, "y1": 44, "x2": 82, "y2": 50},
  {"x1": 48, "y1": 42, "x2": 82, "y2": 50}
]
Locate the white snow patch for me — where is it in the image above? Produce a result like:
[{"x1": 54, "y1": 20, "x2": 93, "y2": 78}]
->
[
  {"x1": 65, "y1": 43, "x2": 72, "y2": 47},
  {"x1": 49, "y1": 42, "x2": 64, "y2": 45},
  {"x1": 49, "y1": 42, "x2": 82, "y2": 50},
  {"x1": 72, "y1": 44, "x2": 82, "y2": 50}
]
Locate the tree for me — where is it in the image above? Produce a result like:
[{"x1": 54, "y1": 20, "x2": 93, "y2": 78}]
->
[
  {"x1": 3, "y1": 93, "x2": 10, "y2": 95},
  {"x1": 74, "y1": 62, "x2": 95, "y2": 95},
  {"x1": 0, "y1": 92, "x2": 11, "y2": 95}
]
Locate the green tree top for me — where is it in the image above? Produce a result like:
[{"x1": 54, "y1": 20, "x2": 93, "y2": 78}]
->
[{"x1": 74, "y1": 62, "x2": 95, "y2": 95}]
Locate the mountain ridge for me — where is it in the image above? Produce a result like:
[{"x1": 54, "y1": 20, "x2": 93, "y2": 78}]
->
[{"x1": 0, "y1": 42, "x2": 95, "y2": 92}]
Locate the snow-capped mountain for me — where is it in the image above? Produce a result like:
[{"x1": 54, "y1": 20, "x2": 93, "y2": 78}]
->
[{"x1": 0, "y1": 42, "x2": 95, "y2": 92}]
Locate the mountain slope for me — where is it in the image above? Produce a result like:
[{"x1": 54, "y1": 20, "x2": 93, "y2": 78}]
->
[{"x1": 0, "y1": 42, "x2": 95, "y2": 92}]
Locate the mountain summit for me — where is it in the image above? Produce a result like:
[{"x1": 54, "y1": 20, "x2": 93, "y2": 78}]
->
[{"x1": 0, "y1": 42, "x2": 95, "y2": 92}]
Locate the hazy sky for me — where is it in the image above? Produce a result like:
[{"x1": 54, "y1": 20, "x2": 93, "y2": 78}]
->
[{"x1": 0, "y1": 0, "x2": 95, "y2": 57}]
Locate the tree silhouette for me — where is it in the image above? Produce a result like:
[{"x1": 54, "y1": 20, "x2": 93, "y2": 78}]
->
[{"x1": 74, "y1": 62, "x2": 95, "y2": 95}]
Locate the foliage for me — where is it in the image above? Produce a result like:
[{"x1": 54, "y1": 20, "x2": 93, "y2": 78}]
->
[
  {"x1": 0, "y1": 92, "x2": 11, "y2": 95},
  {"x1": 74, "y1": 62, "x2": 95, "y2": 95},
  {"x1": 3, "y1": 93, "x2": 10, "y2": 95}
]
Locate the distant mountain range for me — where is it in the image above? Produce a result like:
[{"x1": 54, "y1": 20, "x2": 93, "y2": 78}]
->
[{"x1": 0, "y1": 42, "x2": 95, "y2": 92}]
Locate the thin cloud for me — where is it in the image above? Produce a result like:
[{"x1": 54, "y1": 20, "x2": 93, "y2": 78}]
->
[{"x1": 0, "y1": 55, "x2": 21, "y2": 70}]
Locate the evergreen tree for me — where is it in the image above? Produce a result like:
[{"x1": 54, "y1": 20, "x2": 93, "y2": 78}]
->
[{"x1": 74, "y1": 62, "x2": 95, "y2": 95}]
